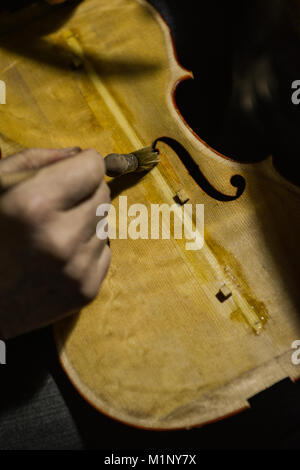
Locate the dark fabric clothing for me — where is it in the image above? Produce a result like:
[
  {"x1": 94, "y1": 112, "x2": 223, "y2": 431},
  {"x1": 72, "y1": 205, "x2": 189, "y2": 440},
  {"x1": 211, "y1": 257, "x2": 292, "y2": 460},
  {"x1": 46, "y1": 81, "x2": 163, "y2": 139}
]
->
[{"x1": 0, "y1": 330, "x2": 83, "y2": 450}]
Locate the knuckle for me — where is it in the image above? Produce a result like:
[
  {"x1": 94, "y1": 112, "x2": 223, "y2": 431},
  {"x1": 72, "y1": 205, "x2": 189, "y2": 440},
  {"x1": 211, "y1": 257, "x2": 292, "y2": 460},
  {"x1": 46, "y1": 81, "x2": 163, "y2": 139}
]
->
[
  {"x1": 66, "y1": 272, "x2": 94, "y2": 305},
  {"x1": 80, "y1": 285, "x2": 98, "y2": 304},
  {"x1": 22, "y1": 195, "x2": 44, "y2": 220},
  {"x1": 42, "y1": 228, "x2": 75, "y2": 262},
  {"x1": 19, "y1": 194, "x2": 48, "y2": 224},
  {"x1": 79, "y1": 248, "x2": 111, "y2": 303},
  {"x1": 54, "y1": 239, "x2": 73, "y2": 261}
]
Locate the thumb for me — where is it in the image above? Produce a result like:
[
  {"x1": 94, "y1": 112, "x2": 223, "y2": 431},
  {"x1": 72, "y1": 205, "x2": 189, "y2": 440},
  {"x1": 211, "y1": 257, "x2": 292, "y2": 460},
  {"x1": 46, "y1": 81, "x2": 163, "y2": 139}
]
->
[{"x1": 0, "y1": 147, "x2": 81, "y2": 173}]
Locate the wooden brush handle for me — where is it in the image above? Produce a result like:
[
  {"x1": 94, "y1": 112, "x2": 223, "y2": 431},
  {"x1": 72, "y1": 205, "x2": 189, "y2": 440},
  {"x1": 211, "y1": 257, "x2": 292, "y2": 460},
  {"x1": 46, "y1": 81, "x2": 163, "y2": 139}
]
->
[{"x1": 0, "y1": 152, "x2": 140, "y2": 193}]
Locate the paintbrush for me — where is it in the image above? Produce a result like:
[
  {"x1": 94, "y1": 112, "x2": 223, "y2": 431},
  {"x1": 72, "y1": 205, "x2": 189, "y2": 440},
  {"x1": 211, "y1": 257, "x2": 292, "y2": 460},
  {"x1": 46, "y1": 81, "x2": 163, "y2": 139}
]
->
[{"x1": 0, "y1": 147, "x2": 160, "y2": 192}]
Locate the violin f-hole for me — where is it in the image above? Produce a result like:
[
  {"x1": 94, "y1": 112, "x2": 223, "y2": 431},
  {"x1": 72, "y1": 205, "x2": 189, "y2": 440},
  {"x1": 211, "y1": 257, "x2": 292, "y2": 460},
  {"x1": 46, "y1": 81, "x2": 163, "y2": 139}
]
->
[{"x1": 153, "y1": 137, "x2": 246, "y2": 202}]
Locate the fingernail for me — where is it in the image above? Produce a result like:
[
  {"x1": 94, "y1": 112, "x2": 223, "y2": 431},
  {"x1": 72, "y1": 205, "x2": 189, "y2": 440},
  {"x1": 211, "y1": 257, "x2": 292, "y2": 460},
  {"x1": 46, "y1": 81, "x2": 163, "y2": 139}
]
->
[{"x1": 62, "y1": 146, "x2": 81, "y2": 154}]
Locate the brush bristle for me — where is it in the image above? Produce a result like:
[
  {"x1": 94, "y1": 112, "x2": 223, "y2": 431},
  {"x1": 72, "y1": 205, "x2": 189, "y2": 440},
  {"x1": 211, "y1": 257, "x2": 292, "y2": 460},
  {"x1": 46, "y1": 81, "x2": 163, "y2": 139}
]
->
[{"x1": 132, "y1": 147, "x2": 160, "y2": 171}]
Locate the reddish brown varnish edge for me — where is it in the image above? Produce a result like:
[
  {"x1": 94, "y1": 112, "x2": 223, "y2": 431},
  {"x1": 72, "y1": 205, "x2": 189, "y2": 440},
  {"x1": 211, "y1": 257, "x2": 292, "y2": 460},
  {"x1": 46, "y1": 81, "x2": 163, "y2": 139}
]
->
[{"x1": 55, "y1": 331, "x2": 249, "y2": 431}]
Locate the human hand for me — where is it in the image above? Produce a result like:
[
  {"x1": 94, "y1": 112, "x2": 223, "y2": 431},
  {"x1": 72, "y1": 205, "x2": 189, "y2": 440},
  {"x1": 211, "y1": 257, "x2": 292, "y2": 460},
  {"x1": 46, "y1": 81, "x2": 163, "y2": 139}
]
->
[{"x1": 0, "y1": 147, "x2": 111, "y2": 339}]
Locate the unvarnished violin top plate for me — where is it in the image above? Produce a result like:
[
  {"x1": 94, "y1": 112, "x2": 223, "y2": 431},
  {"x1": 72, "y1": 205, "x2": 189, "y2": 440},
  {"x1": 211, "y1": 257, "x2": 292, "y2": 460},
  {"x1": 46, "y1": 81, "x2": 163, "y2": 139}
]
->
[{"x1": 0, "y1": 0, "x2": 299, "y2": 429}]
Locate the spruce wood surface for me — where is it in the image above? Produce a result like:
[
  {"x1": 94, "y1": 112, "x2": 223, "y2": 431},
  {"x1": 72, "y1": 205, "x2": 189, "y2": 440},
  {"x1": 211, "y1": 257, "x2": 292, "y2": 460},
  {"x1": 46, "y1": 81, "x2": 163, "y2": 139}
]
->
[{"x1": 0, "y1": 0, "x2": 299, "y2": 429}]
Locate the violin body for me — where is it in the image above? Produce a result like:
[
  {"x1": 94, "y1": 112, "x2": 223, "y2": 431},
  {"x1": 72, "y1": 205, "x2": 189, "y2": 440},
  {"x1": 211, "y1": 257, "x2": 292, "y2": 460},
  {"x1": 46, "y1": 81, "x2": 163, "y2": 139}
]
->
[{"x1": 0, "y1": 0, "x2": 299, "y2": 429}]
